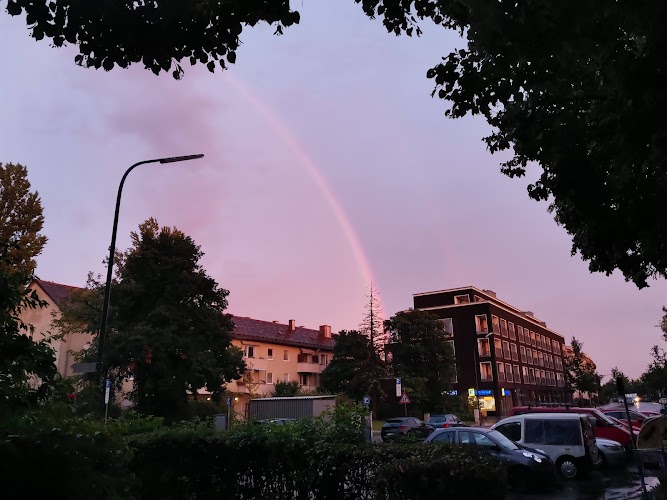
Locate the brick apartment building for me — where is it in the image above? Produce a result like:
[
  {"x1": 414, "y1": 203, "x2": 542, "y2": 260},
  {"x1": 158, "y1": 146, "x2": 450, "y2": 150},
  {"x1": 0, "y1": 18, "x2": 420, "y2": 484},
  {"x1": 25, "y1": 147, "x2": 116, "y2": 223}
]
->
[{"x1": 413, "y1": 286, "x2": 569, "y2": 417}]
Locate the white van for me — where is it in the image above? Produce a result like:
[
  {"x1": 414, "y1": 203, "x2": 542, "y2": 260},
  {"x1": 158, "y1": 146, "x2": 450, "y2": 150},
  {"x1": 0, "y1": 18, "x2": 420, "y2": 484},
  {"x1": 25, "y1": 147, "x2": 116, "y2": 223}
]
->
[{"x1": 492, "y1": 413, "x2": 601, "y2": 479}]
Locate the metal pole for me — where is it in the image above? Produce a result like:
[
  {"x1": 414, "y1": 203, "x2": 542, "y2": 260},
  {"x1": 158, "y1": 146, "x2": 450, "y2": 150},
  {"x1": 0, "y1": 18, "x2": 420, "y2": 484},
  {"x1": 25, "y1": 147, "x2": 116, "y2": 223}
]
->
[
  {"x1": 95, "y1": 155, "x2": 204, "y2": 405},
  {"x1": 618, "y1": 377, "x2": 648, "y2": 499}
]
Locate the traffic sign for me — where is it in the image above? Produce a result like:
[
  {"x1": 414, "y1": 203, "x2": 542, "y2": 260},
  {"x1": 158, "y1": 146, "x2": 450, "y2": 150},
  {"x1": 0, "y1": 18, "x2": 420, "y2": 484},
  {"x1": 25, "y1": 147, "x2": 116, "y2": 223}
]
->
[
  {"x1": 395, "y1": 378, "x2": 402, "y2": 397},
  {"x1": 363, "y1": 395, "x2": 371, "y2": 406},
  {"x1": 104, "y1": 378, "x2": 111, "y2": 404},
  {"x1": 399, "y1": 392, "x2": 411, "y2": 404},
  {"x1": 227, "y1": 396, "x2": 232, "y2": 407}
]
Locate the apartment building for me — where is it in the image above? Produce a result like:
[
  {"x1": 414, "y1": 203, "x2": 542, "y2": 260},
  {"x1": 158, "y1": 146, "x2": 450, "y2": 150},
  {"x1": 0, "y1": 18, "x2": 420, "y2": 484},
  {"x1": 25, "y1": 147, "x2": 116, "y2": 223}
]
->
[
  {"x1": 413, "y1": 286, "x2": 569, "y2": 417},
  {"x1": 20, "y1": 280, "x2": 334, "y2": 414}
]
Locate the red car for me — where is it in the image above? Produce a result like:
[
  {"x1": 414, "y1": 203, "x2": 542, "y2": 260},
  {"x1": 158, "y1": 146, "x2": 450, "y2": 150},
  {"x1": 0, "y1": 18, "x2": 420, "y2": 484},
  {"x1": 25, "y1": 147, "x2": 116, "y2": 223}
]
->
[{"x1": 599, "y1": 407, "x2": 650, "y2": 431}]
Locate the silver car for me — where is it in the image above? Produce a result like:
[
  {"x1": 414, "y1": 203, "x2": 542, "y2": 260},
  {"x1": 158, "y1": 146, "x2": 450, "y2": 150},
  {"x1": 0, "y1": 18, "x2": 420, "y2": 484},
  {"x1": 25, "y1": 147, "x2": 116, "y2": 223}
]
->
[{"x1": 596, "y1": 438, "x2": 626, "y2": 468}]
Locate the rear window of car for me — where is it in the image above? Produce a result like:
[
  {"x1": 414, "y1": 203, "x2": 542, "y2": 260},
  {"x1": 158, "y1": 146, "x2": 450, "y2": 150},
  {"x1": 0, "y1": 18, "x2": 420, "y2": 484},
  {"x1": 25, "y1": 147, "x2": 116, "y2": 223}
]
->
[
  {"x1": 386, "y1": 419, "x2": 407, "y2": 425},
  {"x1": 525, "y1": 419, "x2": 581, "y2": 446},
  {"x1": 429, "y1": 416, "x2": 446, "y2": 422}
]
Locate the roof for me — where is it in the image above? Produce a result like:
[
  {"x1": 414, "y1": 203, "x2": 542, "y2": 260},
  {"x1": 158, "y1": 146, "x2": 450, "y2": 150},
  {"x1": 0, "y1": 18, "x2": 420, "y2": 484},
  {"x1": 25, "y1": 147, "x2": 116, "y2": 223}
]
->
[
  {"x1": 231, "y1": 316, "x2": 335, "y2": 351},
  {"x1": 34, "y1": 279, "x2": 83, "y2": 308},
  {"x1": 33, "y1": 280, "x2": 335, "y2": 350},
  {"x1": 252, "y1": 395, "x2": 336, "y2": 401}
]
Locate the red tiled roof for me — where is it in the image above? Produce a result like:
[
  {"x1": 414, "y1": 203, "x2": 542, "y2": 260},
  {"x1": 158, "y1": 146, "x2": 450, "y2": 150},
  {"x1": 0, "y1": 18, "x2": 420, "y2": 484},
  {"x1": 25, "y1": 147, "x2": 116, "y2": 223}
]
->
[
  {"x1": 231, "y1": 316, "x2": 334, "y2": 351},
  {"x1": 33, "y1": 280, "x2": 334, "y2": 350},
  {"x1": 35, "y1": 279, "x2": 83, "y2": 308}
]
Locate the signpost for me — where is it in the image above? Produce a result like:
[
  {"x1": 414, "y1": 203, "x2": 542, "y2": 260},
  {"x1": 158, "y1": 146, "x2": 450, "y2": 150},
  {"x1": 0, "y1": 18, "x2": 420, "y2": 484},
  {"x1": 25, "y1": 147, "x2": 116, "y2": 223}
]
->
[
  {"x1": 363, "y1": 395, "x2": 372, "y2": 442},
  {"x1": 227, "y1": 396, "x2": 233, "y2": 431},
  {"x1": 104, "y1": 378, "x2": 111, "y2": 424},
  {"x1": 399, "y1": 391, "x2": 410, "y2": 417},
  {"x1": 395, "y1": 378, "x2": 402, "y2": 397}
]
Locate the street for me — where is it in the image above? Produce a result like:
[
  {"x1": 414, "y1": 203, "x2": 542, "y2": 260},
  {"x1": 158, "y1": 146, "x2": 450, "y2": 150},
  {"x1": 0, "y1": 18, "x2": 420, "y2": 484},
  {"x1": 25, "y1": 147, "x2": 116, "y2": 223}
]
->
[{"x1": 508, "y1": 467, "x2": 663, "y2": 500}]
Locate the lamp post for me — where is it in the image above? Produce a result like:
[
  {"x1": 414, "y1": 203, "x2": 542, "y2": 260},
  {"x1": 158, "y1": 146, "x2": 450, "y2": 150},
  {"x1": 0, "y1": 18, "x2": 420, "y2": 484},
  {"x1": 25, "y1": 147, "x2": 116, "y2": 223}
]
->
[
  {"x1": 473, "y1": 331, "x2": 494, "y2": 424},
  {"x1": 95, "y1": 154, "x2": 204, "y2": 388}
]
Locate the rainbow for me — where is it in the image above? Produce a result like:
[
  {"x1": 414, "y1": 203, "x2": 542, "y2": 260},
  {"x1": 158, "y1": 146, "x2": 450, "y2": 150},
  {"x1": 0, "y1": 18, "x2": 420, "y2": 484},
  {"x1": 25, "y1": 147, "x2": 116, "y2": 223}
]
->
[{"x1": 225, "y1": 74, "x2": 384, "y2": 317}]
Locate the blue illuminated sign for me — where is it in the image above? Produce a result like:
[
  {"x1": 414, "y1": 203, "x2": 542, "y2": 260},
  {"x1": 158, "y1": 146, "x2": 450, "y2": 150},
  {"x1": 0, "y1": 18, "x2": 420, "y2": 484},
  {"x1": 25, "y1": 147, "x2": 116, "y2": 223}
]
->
[
  {"x1": 476, "y1": 389, "x2": 493, "y2": 396},
  {"x1": 448, "y1": 390, "x2": 458, "y2": 396}
]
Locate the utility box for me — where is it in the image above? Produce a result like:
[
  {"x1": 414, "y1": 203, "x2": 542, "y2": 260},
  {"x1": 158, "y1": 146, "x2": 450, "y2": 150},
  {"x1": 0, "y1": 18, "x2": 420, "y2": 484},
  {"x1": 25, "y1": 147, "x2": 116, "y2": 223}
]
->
[{"x1": 248, "y1": 395, "x2": 336, "y2": 421}]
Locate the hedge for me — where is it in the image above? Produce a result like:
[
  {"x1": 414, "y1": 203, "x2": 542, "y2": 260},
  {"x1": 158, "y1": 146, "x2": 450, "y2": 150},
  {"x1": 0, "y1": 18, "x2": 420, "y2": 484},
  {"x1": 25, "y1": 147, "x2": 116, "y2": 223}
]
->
[{"x1": 0, "y1": 407, "x2": 506, "y2": 499}]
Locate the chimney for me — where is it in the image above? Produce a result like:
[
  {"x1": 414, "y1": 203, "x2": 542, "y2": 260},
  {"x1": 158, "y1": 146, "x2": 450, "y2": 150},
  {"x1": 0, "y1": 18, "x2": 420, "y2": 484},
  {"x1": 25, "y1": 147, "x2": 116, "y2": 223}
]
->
[
  {"x1": 524, "y1": 311, "x2": 534, "y2": 318},
  {"x1": 482, "y1": 289, "x2": 496, "y2": 298},
  {"x1": 288, "y1": 319, "x2": 296, "y2": 332},
  {"x1": 319, "y1": 325, "x2": 332, "y2": 339}
]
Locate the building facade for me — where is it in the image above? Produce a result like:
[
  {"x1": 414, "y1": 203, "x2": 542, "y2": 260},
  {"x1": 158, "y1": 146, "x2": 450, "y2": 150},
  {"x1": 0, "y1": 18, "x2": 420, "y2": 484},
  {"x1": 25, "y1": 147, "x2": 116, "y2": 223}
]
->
[
  {"x1": 20, "y1": 280, "x2": 335, "y2": 416},
  {"x1": 413, "y1": 286, "x2": 568, "y2": 416}
]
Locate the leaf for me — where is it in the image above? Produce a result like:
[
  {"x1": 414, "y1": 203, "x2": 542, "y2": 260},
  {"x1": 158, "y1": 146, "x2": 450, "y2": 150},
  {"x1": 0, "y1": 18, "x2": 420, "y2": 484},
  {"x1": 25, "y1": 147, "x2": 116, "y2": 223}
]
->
[
  {"x1": 206, "y1": 61, "x2": 215, "y2": 73},
  {"x1": 6, "y1": 1, "x2": 22, "y2": 16},
  {"x1": 227, "y1": 51, "x2": 236, "y2": 64}
]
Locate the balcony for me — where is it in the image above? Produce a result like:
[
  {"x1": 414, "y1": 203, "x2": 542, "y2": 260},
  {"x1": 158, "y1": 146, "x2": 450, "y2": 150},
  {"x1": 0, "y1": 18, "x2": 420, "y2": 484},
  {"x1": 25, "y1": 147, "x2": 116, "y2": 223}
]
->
[
  {"x1": 297, "y1": 362, "x2": 324, "y2": 374},
  {"x1": 245, "y1": 357, "x2": 268, "y2": 371}
]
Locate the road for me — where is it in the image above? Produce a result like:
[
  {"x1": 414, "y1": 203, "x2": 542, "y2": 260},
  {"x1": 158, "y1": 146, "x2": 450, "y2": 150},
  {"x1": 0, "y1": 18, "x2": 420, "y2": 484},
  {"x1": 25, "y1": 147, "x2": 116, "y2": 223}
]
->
[{"x1": 508, "y1": 467, "x2": 662, "y2": 500}]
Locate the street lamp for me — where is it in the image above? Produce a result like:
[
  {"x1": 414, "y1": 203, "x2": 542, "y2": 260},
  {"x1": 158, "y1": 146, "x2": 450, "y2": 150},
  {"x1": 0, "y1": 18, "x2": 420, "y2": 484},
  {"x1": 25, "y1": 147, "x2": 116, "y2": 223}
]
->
[
  {"x1": 95, "y1": 154, "x2": 204, "y2": 384},
  {"x1": 473, "y1": 331, "x2": 494, "y2": 424}
]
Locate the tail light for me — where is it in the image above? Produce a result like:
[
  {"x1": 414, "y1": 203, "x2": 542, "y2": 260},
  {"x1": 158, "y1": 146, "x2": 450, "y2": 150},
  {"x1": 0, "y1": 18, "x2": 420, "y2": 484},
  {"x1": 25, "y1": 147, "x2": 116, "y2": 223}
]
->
[
  {"x1": 442, "y1": 423, "x2": 449, "y2": 428},
  {"x1": 399, "y1": 425, "x2": 407, "y2": 430}
]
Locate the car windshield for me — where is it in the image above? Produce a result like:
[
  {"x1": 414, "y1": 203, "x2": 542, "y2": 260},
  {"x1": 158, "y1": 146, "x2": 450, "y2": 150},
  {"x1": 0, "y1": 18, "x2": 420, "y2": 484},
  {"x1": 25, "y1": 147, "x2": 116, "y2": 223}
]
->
[{"x1": 486, "y1": 430, "x2": 520, "y2": 450}]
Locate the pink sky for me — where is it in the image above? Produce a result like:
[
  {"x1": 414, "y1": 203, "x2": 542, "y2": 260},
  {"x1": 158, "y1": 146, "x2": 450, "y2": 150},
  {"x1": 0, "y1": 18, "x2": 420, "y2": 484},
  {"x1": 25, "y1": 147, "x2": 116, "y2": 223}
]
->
[{"x1": 2, "y1": 3, "x2": 666, "y2": 379}]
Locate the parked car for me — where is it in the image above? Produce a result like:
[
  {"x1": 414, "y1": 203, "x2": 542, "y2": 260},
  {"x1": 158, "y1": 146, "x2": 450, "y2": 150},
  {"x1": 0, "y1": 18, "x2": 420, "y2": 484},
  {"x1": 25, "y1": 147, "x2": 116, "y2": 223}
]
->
[
  {"x1": 493, "y1": 413, "x2": 601, "y2": 479},
  {"x1": 424, "y1": 427, "x2": 555, "y2": 492},
  {"x1": 596, "y1": 438, "x2": 627, "y2": 468},
  {"x1": 426, "y1": 414, "x2": 466, "y2": 429},
  {"x1": 509, "y1": 406, "x2": 633, "y2": 449},
  {"x1": 381, "y1": 417, "x2": 433, "y2": 441},
  {"x1": 600, "y1": 407, "x2": 649, "y2": 431}
]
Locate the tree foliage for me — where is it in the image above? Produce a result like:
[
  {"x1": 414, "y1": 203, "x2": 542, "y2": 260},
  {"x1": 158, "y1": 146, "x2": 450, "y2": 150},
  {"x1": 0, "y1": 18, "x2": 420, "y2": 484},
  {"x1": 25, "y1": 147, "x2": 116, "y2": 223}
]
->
[
  {"x1": 0, "y1": 163, "x2": 47, "y2": 276},
  {"x1": 5, "y1": 0, "x2": 299, "y2": 79},
  {"x1": 354, "y1": 1, "x2": 667, "y2": 287},
  {"x1": 320, "y1": 330, "x2": 388, "y2": 403},
  {"x1": 0, "y1": 254, "x2": 57, "y2": 413},
  {"x1": 384, "y1": 309, "x2": 454, "y2": 413},
  {"x1": 272, "y1": 380, "x2": 301, "y2": 397},
  {"x1": 563, "y1": 337, "x2": 600, "y2": 403},
  {"x1": 57, "y1": 218, "x2": 244, "y2": 421},
  {"x1": 359, "y1": 282, "x2": 384, "y2": 348}
]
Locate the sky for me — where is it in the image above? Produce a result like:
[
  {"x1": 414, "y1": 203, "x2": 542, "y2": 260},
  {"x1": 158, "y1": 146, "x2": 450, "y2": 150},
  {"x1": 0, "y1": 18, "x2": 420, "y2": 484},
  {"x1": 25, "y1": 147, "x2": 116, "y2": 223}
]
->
[{"x1": 1, "y1": 3, "x2": 666, "y2": 379}]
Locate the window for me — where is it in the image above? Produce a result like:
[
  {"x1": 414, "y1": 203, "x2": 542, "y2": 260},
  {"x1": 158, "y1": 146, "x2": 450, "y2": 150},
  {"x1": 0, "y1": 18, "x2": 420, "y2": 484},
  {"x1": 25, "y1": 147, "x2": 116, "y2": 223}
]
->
[
  {"x1": 513, "y1": 364, "x2": 521, "y2": 383},
  {"x1": 474, "y1": 295, "x2": 485, "y2": 302},
  {"x1": 431, "y1": 431, "x2": 455, "y2": 443},
  {"x1": 470, "y1": 433, "x2": 497, "y2": 448},
  {"x1": 520, "y1": 345, "x2": 527, "y2": 363},
  {"x1": 556, "y1": 372, "x2": 564, "y2": 387},
  {"x1": 446, "y1": 340, "x2": 456, "y2": 356},
  {"x1": 497, "y1": 362, "x2": 505, "y2": 382},
  {"x1": 479, "y1": 362, "x2": 493, "y2": 381},
  {"x1": 525, "y1": 419, "x2": 581, "y2": 446},
  {"x1": 299, "y1": 373, "x2": 310, "y2": 386},
  {"x1": 454, "y1": 294, "x2": 470, "y2": 304},
  {"x1": 267, "y1": 348, "x2": 274, "y2": 360},
  {"x1": 492, "y1": 315, "x2": 500, "y2": 334},
  {"x1": 530, "y1": 331, "x2": 536, "y2": 347},
  {"x1": 505, "y1": 363, "x2": 514, "y2": 382},
  {"x1": 508, "y1": 322, "x2": 516, "y2": 340},
  {"x1": 321, "y1": 354, "x2": 329, "y2": 365},
  {"x1": 245, "y1": 346, "x2": 255, "y2": 358},
  {"x1": 494, "y1": 338, "x2": 503, "y2": 358},
  {"x1": 267, "y1": 372, "x2": 274, "y2": 384},
  {"x1": 529, "y1": 368, "x2": 535, "y2": 384},
  {"x1": 440, "y1": 318, "x2": 454, "y2": 335},
  {"x1": 526, "y1": 348, "x2": 533, "y2": 365},
  {"x1": 538, "y1": 351, "x2": 544, "y2": 367},
  {"x1": 517, "y1": 326, "x2": 525, "y2": 343},
  {"x1": 500, "y1": 319, "x2": 508, "y2": 337},
  {"x1": 503, "y1": 340, "x2": 510, "y2": 359},
  {"x1": 546, "y1": 338, "x2": 552, "y2": 353},
  {"x1": 475, "y1": 315, "x2": 489, "y2": 333},
  {"x1": 283, "y1": 350, "x2": 289, "y2": 361},
  {"x1": 510, "y1": 343, "x2": 518, "y2": 361},
  {"x1": 541, "y1": 335, "x2": 546, "y2": 350},
  {"x1": 283, "y1": 373, "x2": 290, "y2": 382},
  {"x1": 540, "y1": 370, "x2": 546, "y2": 385},
  {"x1": 522, "y1": 366, "x2": 529, "y2": 383},
  {"x1": 548, "y1": 354, "x2": 554, "y2": 369},
  {"x1": 496, "y1": 422, "x2": 522, "y2": 442},
  {"x1": 478, "y1": 338, "x2": 491, "y2": 357}
]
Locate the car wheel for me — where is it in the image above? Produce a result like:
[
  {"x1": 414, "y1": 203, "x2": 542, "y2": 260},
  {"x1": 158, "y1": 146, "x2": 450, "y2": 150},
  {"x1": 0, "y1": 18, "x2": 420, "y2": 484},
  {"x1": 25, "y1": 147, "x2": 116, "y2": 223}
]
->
[
  {"x1": 556, "y1": 456, "x2": 579, "y2": 479},
  {"x1": 508, "y1": 466, "x2": 529, "y2": 493}
]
